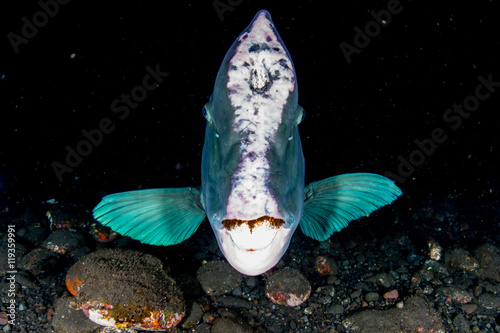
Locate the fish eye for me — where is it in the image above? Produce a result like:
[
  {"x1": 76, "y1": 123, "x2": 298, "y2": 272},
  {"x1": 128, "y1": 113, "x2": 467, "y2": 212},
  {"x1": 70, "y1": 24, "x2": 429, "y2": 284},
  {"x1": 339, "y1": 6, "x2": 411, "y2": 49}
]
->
[
  {"x1": 202, "y1": 104, "x2": 218, "y2": 137},
  {"x1": 202, "y1": 105, "x2": 208, "y2": 119},
  {"x1": 296, "y1": 106, "x2": 305, "y2": 125},
  {"x1": 202, "y1": 104, "x2": 214, "y2": 122}
]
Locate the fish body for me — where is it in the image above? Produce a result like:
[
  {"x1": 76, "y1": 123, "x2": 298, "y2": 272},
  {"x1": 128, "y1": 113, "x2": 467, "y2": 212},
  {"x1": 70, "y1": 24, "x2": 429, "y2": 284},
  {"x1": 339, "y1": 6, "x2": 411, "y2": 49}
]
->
[
  {"x1": 93, "y1": 10, "x2": 402, "y2": 276},
  {"x1": 201, "y1": 10, "x2": 304, "y2": 275}
]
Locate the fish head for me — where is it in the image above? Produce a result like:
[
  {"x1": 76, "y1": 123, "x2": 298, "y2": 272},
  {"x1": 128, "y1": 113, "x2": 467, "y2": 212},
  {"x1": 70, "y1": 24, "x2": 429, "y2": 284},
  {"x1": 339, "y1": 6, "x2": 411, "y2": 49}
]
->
[{"x1": 201, "y1": 10, "x2": 305, "y2": 276}]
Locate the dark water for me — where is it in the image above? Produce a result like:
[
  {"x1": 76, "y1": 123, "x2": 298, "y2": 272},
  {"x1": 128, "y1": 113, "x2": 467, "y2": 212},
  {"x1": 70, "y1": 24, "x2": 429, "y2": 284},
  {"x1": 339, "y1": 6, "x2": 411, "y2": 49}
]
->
[{"x1": 1, "y1": 1, "x2": 499, "y2": 206}]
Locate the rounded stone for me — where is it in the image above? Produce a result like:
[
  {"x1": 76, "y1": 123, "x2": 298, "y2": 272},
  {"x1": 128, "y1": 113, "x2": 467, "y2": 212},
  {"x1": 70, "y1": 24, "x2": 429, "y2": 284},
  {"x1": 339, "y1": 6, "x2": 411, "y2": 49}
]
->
[
  {"x1": 21, "y1": 247, "x2": 66, "y2": 279},
  {"x1": 315, "y1": 256, "x2": 339, "y2": 275},
  {"x1": 41, "y1": 229, "x2": 85, "y2": 255},
  {"x1": 265, "y1": 268, "x2": 311, "y2": 306},
  {"x1": 445, "y1": 248, "x2": 480, "y2": 272},
  {"x1": 197, "y1": 260, "x2": 242, "y2": 296},
  {"x1": 66, "y1": 249, "x2": 184, "y2": 330},
  {"x1": 364, "y1": 292, "x2": 380, "y2": 302}
]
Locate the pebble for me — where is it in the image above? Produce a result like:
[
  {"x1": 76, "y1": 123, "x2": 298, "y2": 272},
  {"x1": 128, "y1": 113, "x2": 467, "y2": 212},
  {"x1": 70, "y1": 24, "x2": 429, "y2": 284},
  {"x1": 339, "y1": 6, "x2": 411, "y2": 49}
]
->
[
  {"x1": 318, "y1": 295, "x2": 332, "y2": 304},
  {"x1": 438, "y1": 286, "x2": 473, "y2": 303},
  {"x1": 325, "y1": 285, "x2": 336, "y2": 297},
  {"x1": 364, "y1": 292, "x2": 379, "y2": 302},
  {"x1": 354, "y1": 282, "x2": 370, "y2": 291},
  {"x1": 203, "y1": 312, "x2": 216, "y2": 324},
  {"x1": 445, "y1": 248, "x2": 480, "y2": 272},
  {"x1": 13, "y1": 270, "x2": 38, "y2": 289},
  {"x1": 423, "y1": 285, "x2": 434, "y2": 295},
  {"x1": 462, "y1": 304, "x2": 478, "y2": 314},
  {"x1": 216, "y1": 296, "x2": 252, "y2": 309},
  {"x1": 21, "y1": 248, "x2": 66, "y2": 281},
  {"x1": 477, "y1": 293, "x2": 500, "y2": 310},
  {"x1": 244, "y1": 276, "x2": 259, "y2": 289},
  {"x1": 478, "y1": 280, "x2": 500, "y2": 294},
  {"x1": 231, "y1": 286, "x2": 243, "y2": 296},
  {"x1": 265, "y1": 268, "x2": 311, "y2": 306},
  {"x1": 315, "y1": 255, "x2": 339, "y2": 275},
  {"x1": 327, "y1": 304, "x2": 344, "y2": 315},
  {"x1": 211, "y1": 317, "x2": 252, "y2": 333},
  {"x1": 197, "y1": 260, "x2": 242, "y2": 296},
  {"x1": 182, "y1": 302, "x2": 205, "y2": 329},
  {"x1": 41, "y1": 229, "x2": 85, "y2": 256},
  {"x1": 50, "y1": 296, "x2": 99, "y2": 333},
  {"x1": 327, "y1": 276, "x2": 336, "y2": 285},
  {"x1": 343, "y1": 296, "x2": 445, "y2": 332},
  {"x1": 383, "y1": 289, "x2": 399, "y2": 299},
  {"x1": 428, "y1": 239, "x2": 443, "y2": 260},
  {"x1": 474, "y1": 243, "x2": 500, "y2": 283},
  {"x1": 423, "y1": 259, "x2": 450, "y2": 276},
  {"x1": 419, "y1": 267, "x2": 435, "y2": 282},
  {"x1": 22, "y1": 225, "x2": 50, "y2": 246},
  {"x1": 453, "y1": 313, "x2": 472, "y2": 333},
  {"x1": 407, "y1": 253, "x2": 424, "y2": 265},
  {"x1": 369, "y1": 272, "x2": 395, "y2": 288}
]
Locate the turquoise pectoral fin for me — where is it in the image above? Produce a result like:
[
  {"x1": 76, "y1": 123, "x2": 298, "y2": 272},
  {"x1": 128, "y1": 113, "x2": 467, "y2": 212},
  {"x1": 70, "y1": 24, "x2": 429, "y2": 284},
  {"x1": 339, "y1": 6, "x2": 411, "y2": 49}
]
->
[
  {"x1": 300, "y1": 173, "x2": 402, "y2": 241},
  {"x1": 92, "y1": 187, "x2": 206, "y2": 246}
]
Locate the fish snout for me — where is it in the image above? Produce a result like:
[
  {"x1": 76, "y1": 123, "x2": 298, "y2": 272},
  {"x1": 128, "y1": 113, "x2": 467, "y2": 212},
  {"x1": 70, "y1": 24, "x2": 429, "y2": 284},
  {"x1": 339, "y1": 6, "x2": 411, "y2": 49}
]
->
[{"x1": 215, "y1": 215, "x2": 295, "y2": 275}]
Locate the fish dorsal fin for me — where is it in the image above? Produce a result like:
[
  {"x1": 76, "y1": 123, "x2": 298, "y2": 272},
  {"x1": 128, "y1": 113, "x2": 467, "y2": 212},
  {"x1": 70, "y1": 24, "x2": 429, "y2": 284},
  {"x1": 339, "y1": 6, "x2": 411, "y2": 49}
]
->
[
  {"x1": 93, "y1": 187, "x2": 206, "y2": 246},
  {"x1": 300, "y1": 173, "x2": 402, "y2": 241}
]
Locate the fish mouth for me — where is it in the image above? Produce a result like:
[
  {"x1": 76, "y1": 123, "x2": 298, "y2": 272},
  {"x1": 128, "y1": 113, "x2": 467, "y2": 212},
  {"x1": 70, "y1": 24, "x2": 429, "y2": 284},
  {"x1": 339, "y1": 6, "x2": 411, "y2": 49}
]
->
[
  {"x1": 221, "y1": 216, "x2": 285, "y2": 251},
  {"x1": 215, "y1": 215, "x2": 295, "y2": 275}
]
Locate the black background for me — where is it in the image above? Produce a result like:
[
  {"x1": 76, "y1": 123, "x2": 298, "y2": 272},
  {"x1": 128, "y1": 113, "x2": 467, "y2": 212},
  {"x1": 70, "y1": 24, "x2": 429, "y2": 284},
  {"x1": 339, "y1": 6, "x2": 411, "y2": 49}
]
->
[{"x1": 1, "y1": 0, "x2": 499, "y2": 210}]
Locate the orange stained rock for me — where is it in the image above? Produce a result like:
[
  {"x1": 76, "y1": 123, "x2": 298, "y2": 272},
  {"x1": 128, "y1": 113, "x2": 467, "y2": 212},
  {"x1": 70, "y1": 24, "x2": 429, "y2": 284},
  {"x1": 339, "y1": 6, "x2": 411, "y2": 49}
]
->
[{"x1": 66, "y1": 276, "x2": 84, "y2": 296}]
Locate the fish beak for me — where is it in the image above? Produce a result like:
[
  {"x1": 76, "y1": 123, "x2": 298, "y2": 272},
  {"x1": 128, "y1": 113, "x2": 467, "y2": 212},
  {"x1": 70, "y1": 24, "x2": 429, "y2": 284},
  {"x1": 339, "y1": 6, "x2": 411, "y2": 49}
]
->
[{"x1": 213, "y1": 216, "x2": 296, "y2": 276}]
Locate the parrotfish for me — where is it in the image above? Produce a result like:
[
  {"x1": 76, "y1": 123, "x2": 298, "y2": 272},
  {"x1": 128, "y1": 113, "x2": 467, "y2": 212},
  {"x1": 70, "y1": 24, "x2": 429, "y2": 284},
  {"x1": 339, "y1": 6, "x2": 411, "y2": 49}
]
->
[{"x1": 93, "y1": 10, "x2": 402, "y2": 276}]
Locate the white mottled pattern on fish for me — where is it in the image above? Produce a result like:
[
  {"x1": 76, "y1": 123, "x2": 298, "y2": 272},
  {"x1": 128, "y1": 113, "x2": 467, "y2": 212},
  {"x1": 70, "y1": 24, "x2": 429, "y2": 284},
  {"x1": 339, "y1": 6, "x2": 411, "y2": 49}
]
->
[{"x1": 225, "y1": 11, "x2": 295, "y2": 220}]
